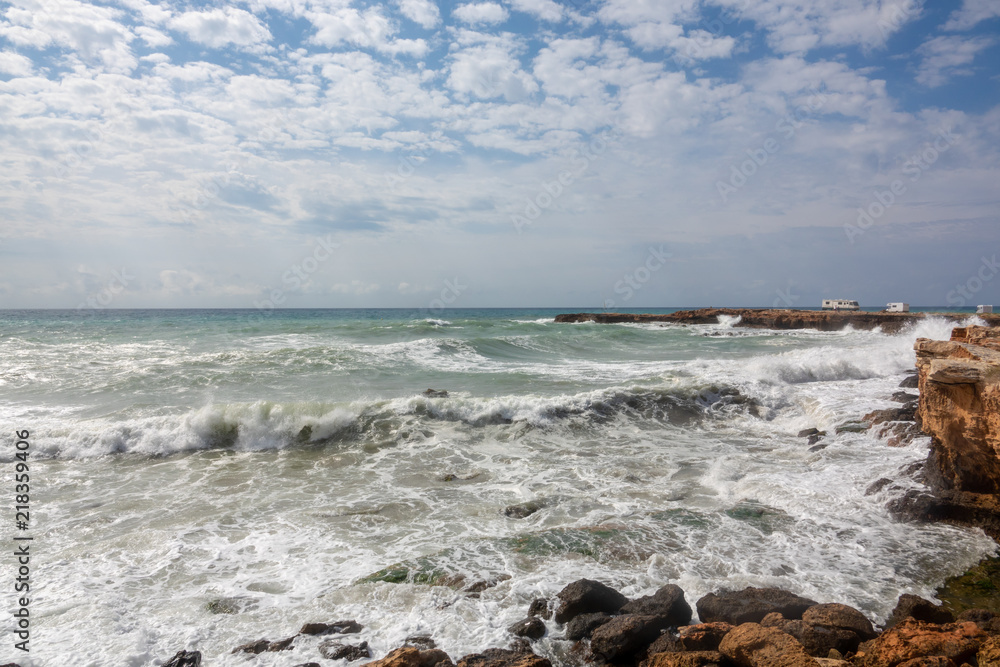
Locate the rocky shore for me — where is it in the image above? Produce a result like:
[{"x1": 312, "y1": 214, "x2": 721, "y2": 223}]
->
[{"x1": 554, "y1": 309, "x2": 999, "y2": 334}]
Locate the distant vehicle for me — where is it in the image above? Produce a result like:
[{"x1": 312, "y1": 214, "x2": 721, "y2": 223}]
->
[
  {"x1": 978, "y1": 305, "x2": 994, "y2": 314},
  {"x1": 822, "y1": 299, "x2": 860, "y2": 311},
  {"x1": 886, "y1": 303, "x2": 909, "y2": 313}
]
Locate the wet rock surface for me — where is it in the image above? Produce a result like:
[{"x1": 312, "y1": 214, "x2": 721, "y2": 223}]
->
[
  {"x1": 696, "y1": 587, "x2": 818, "y2": 625},
  {"x1": 554, "y1": 579, "x2": 629, "y2": 624}
]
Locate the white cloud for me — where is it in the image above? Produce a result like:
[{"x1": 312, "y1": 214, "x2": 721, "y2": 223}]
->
[
  {"x1": 306, "y1": 6, "x2": 426, "y2": 56},
  {"x1": 452, "y1": 2, "x2": 509, "y2": 26},
  {"x1": 135, "y1": 26, "x2": 172, "y2": 47},
  {"x1": 915, "y1": 34, "x2": 996, "y2": 87},
  {"x1": 0, "y1": 51, "x2": 33, "y2": 76},
  {"x1": 397, "y1": 0, "x2": 441, "y2": 29},
  {"x1": 507, "y1": 0, "x2": 564, "y2": 23},
  {"x1": 945, "y1": 0, "x2": 1000, "y2": 31},
  {"x1": 169, "y1": 7, "x2": 272, "y2": 51},
  {"x1": 446, "y1": 32, "x2": 539, "y2": 101}
]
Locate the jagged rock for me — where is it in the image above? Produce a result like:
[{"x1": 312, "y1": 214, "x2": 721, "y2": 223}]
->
[
  {"x1": 404, "y1": 636, "x2": 437, "y2": 649},
  {"x1": 807, "y1": 435, "x2": 824, "y2": 446},
  {"x1": 163, "y1": 651, "x2": 201, "y2": 667},
  {"x1": 773, "y1": 618, "x2": 863, "y2": 657},
  {"x1": 678, "y1": 623, "x2": 734, "y2": 651},
  {"x1": 321, "y1": 641, "x2": 372, "y2": 661},
  {"x1": 978, "y1": 635, "x2": 1000, "y2": 665},
  {"x1": 718, "y1": 622, "x2": 819, "y2": 666},
  {"x1": 863, "y1": 406, "x2": 917, "y2": 426},
  {"x1": 464, "y1": 575, "x2": 511, "y2": 594},
  {"x1": 857, "y1": 618, "x2": 985, "y2": 666},
  {"x1": 508, "y1": 617, "x2": 546, "y2": 640},
  {"x1": 885, "y1": 595, "x2": 954, "y2": 629},
  {"x1": 645, "y1": 631, "x2": 682, "y2": 656},
  {"x1": 696, "y1": 587, "x2": 818, "y2": 625},
  {"x1": 554, "y1": 579, "x2": 628, "y2": 623},
  {"x1": 362, "y1": 647, "x2": 455, "y2": 667},
  {"x1": 504, "y1": 502, "x2": 542, "y2": 519},
  {"x1": 866, "y1": 478, "x2": 894, "y2": 495},
  {"x1": 641, "y1": 651, "x2": 725, "y2": 667},
  {"x1": 456, "y1": 647, "x2": 550, "y2": 667},
  {"x1": 528, "y1": 598, "x2": 551, "y2": 619},
  {"x1": 424, "y1": 389, "x2": 448, "y2": 397},
  {"x1": 300, "y1": 620, "x2": 364, "y2": 635},
  {"x1": 232, "y1": 639, "x2": 270, "y2": 655},
  {"x1": 590, "y1": 614, "x2": 667, "y2": 663},
  {"x1": 894, "y1": 658, "x2": 956, "y2": 666},
  {"x1": 893, "y1": 392, "x2": 919, "y2": 403},
  {"x1": 620, "y1": 584, "x2": 693, "y2": 628},
  {"x1": 809, "y1": 443, "x2": 828, "y2": 452},
  {"x1": 798, "y1": 428, "x2": 825, "y2": 438},
  {"x1": 804, "y1": 603, "x2": 877, "y2": 640},
  {"x1": 836, "y1": 422, "x2": 870, "y2": 434},
  {"x1": 899, "y1": 375, "x2": 920, "y2": 389},
  {"x1": 267, "y1": 637, "x2": 295, "y2": 651}
]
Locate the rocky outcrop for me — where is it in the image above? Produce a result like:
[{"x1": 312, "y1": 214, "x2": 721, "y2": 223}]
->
[
  {"x1": 856, "y1": 618, "x2": 986, "y2": 666},
  {"x1": 553, "y1": 579, "x2": 629, "y2": 624},
  {"x1": 554, "y1": 309, "x2": 996, "y2": 334},
  {"x1": 892, "y1": 327, "x2": 1000, "y2": 538},
  {"x1": 696, "y1": 587, "x2": 818, "y2": 625},
  {"x1": 717, "y1": 622, "x2": 820, "y2": 666},
  {"x1": 162, "y1": 651, "x2": 201, "y2": 667},
  {"x1": 362, "y1": 647, "x2": 454, "y2": 667}
]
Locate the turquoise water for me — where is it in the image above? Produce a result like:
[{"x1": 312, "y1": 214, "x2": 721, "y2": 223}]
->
[{"x1": 0, "y1": 309, "x2": 994, "y2": 667}]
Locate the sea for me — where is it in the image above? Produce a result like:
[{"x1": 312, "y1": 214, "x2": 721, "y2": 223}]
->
[{"x1": 0, "y1": 308, "x2": 995, "y2": 667}]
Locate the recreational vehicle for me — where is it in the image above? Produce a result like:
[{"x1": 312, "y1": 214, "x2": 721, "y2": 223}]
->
[
  {"x1": 886, "y1": 303, "x2": 909, "y2": 313},
  {"x1": 978, "y1": 305, "x2": 994, "y2": 314},
  {"x1": 821, "y1": 299, "x2": 860, "y2": 311}
]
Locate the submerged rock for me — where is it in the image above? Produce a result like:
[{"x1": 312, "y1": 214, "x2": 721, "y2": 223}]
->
[
  {"x1": 696, "y1": 587, "x2": 817, "y2": 625},
  {"x1": 404, "y1": 636, "x2": 438, "y2": 649},
  {"x1": 504, "y1": 501, "x2": 543, "y2": 519},
  {"x1": 424, "y1": 389, "x2": 448, "y2": 398},
  {"x1": 320, "y1": 640, "x2": 372, "y2": 661},
  {"x1": 162, "y1": 651, "x2": 201, "y2": 667},
  {"x1": 232, "y1": 639, "x2": 270, "y2": 655},
  {"x1": 554, "y1": 579, "x2": 628, "y2": 624},
  {"x1": 300, "y1": 620, "x2": 364, "y2": 635},
  {"x1": 527, "y1": 598, "x2": 551, "y2": 619}
]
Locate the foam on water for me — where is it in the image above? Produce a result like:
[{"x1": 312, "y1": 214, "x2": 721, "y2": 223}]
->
[{"x1": 1, "y1": 310, "x2": 994, "y2": 666}]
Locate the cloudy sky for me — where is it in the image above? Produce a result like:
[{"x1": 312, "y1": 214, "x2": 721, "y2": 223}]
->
[{"x1": 1, "y1": 0, "x2": 999, "y2": 309}]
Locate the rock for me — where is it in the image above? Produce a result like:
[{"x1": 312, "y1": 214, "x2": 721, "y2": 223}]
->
[
  {"x1": 676, "y1": 623, "x2": 734, "y2": 652},
  {"x1": 863, "y1": 406, "x2": 917, "y2": 426},
  {"x1": 508, "y1": 617, "x2": 546, "y2": 640},
  {"x1": 620, "y1": 584, "x2": 693, "y2": 627},
  {"x1": 956, "y1": 608, "x2": 993, "y2": 624},
  {"x1": 404, "y1": 636, "x2": 438, "y2": 649},
  {"x1": 464, "y1": 575, "x2": 511, "y2": 594},
  {"x1": 267, "y1": 637, "x2": 295, "y2": 651},
  {"x1": 778, "y1": 619, "x2": 864, "y2": 657},
  {"x1": 645, "y1": 632, "x2": 683, "y2": 656},
  {"x1": 504, "y1": 502, "x2": 542, "y2": 519},
  {"x1": 836, "y1": 422, "x2": 869, "y2": 434},
  {"x1": 893, "y1": 392, "x2": 919, "y2": 403},
  {"x1": 696, "y1": 587, "x2": 818, "y2": 625},
  {"x1": 320, "y1": 641, "x2": 372, "y2": 661},
  {"x1": 528, "y1": 598, "x2": 551, "y2": 619},
  {"x1": 590, "y1": 614, "x2": 668, "y2": 663},
  {"x1": 718, "y1": 622, "x2": 820, "y2": 666},
  {"x1": 866, "y1": 478, "x2": 894, "y2": 495},
  {"x1": 456, "y1": 647, "x2": 550, "y2": 667},
  {"x1": 894, "y1": 658, "x2": 956, "y2": 667},
  {"x1": 858, "y1": 618, "x2": 985, "y2": 666},
  {"x1": 809, "y1": 444, "x2": 828, "y2": 452},
  {"x1": 363, "y1": 647, "x2": 455, "y2": 667},
  {"x1": 424, "y1": 389, "x2": 448, "y2": 397},
  {"x1": 300, "y1": 619, "x2": 364, "y2": 635},
  {"x1": 798, "y1": 428, "x2": 825, "y2": 438},
  {"x1": 205, "y1": 597, "x2": 246, "y2": 614},
  {"x1": 978, "y1": 635, "x2": 1000, "y2": 665},
  {"x1": 899, "y1": 375, "x2": 920, "y2": 389},
  {"x1": 807, "y1": 435, "x2": 824, "y2": 446},
  {"x1": 803, "y1": 603, "x2": 877, "y2": 640},
  {"x1": 885, "y1": 595, "x2": 954, "y2": 628},
  {"x1": 554, "y1": 579, "x2": 629, "y2": 624},
  {"x1": 232, "y1": 639, "x2": 270, "y2": 655},
  {"x1": 163, "y1": 651, "x2": 202, "y2": 667},
  {"x1": 641, "y1": 651, "x2": 725, "y2": 667},
  {"x1": 293, "y1": 663, "x2": 322, "y2": 667}
]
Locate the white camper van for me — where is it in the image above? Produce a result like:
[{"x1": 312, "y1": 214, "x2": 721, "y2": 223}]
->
[
  {"x1": 978, "y1": 305, "x2": 994, "y2": 314},
  {"x1": 886, "y1": 303, "x2": 909, "y2": 313},
  {"x1": 821, "y1": 299, "x2": 860, "y2": 311}
]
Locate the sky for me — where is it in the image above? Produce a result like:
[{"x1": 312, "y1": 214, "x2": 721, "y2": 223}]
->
[{"x1": 1, "y1": 0, "x2": 999, "y2": 310}]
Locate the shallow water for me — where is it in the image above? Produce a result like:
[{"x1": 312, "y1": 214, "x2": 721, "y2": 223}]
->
[{"x1": 0, "y1": 309, "x2": 994, "y2": 666}]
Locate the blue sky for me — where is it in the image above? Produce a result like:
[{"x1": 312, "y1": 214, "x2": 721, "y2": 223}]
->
[{"x1": 1, "y1": 0, "x2": 999, "y2": 309}]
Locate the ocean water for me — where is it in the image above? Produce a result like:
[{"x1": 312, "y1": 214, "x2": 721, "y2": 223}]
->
[{"x1": 0, "y1": 308, "x2": 995, "y2": 667}]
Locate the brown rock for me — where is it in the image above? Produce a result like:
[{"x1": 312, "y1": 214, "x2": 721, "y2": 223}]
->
[
  {"x1": 641, "y1": 651, "x2": 724, "y2": 667},
  {"x1": 528, "y1": 598, "x2": 551, "y2": 619},
  {"x1": 620, "y1": 585, "x2": 693, "y2": 628},
  {"x1": 644, "y1": 631, "x2": 682, "y2": 656},
  {"x1": 718, "y1": 622, "x2": 819, "y2": 666},
  {"x1": 293, "y1": 663, "x2": 322, "y2": 667},
  {"x1": 554, "y1": 579, "x2": 628, "y2": 624},
  {"x1": 885, "y1": 595, "x2": 954, "y2": 629},
  {"x1": 267, "y1": 637, "x2": 295, "y2": 651},
  {"x1": 894, "y1": 658, "x2": 955, "y2": 666},
  {"x1": 565, "y1": 612, "x2": 612, "y2": 641},
  {"x1": 508, "y1": 617, "x2": 546, "y2": 640},
  {"x1": 590, "y1": 614, "x2": 666, "y2": 663},
  {"x1": 404, "y1": 636, "x2": 438, "y2": 650},
  {"x1": 162, "y1": 651, "x2": 201, "y2": 667},
  {"x1": 696, "y1": 588, "x2": 818, "y2": 625},
  {"x1": 780, "y1": 619, "x2": 864, "y2": 657},
  {"x1": 363, "y1": 647, "x2": 455, "y2": 667},
  {"x1": 300, "y1": 620, "x2": 364, "y2": 635},
  {"x1": 978, "y1": 635, "x2": 1000, "y2": 665},
  {"x1": 232, "y1": 639, "x2": 270, "y2": 655},
  {"x1": 678, "y1": 623, "x2": 734, "y2": 651},
  {"x1": 803, "y1": 603, "x2": 877, "y2": 639},
  {"x1": 456, "y1": 647, "x2": 550, "y2": 667},
  {"x1": 859, "y1": 618, "x2": 985, "y2": 666}
]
